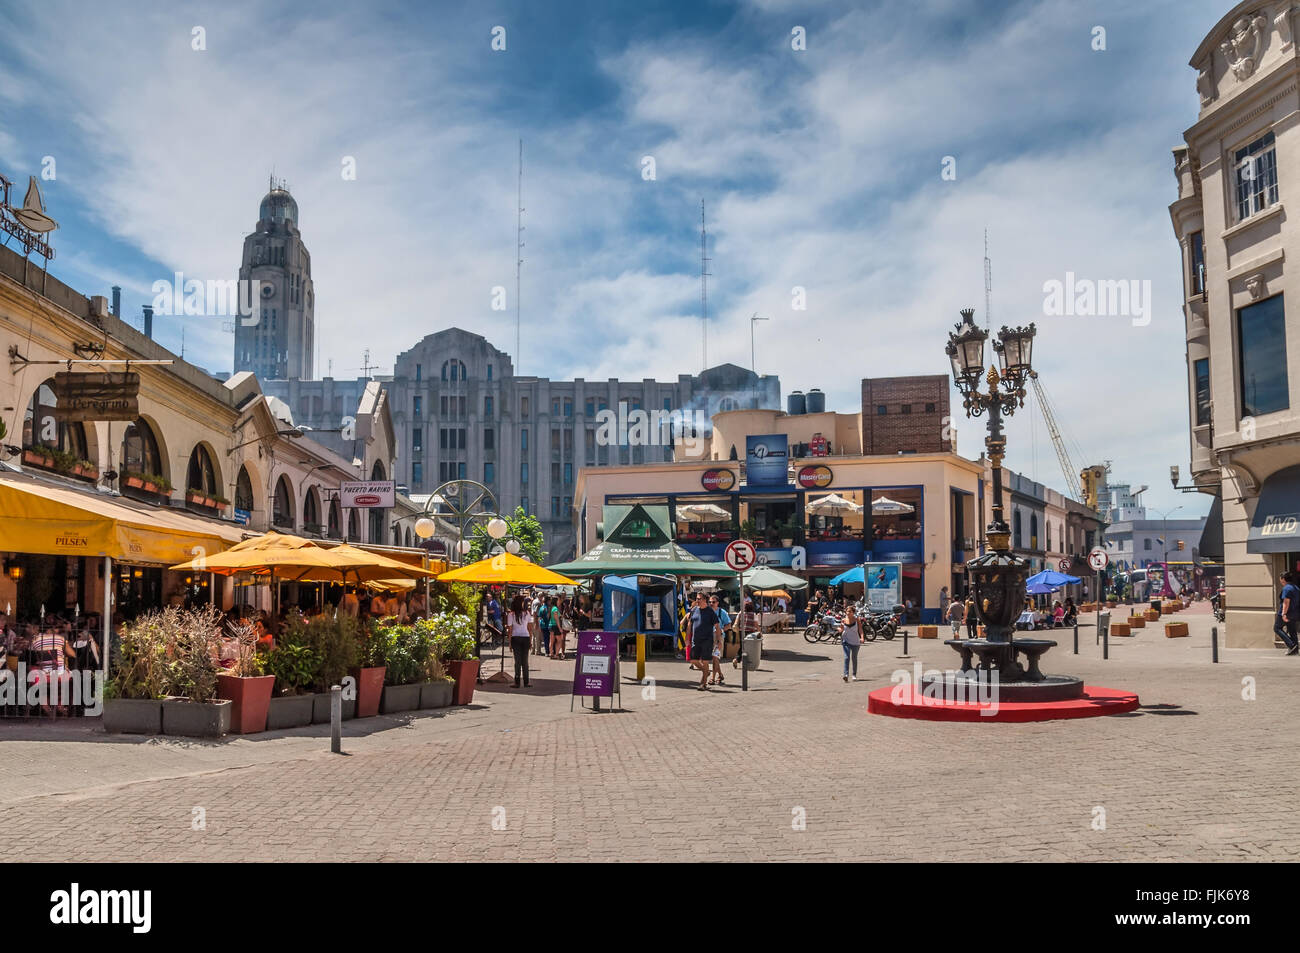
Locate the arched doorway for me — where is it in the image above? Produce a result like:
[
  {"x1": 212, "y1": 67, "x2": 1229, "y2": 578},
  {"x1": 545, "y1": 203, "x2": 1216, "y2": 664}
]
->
[
  {"x1": 120, "y1": 418, "x2": 167, "y2": 500},
  {"x1": 303, "y1": 486, "x2": 321, "y2": 536},
  {"x1": 347, "y1": 509, "x2": 360, "y2": 542},
  {"x1": 273, "y1": 474, "x2": 295, "y2": 530},
  {"x1": 327, "y1": 497, "x2": 341, "y2": 538},
  {"x1": 22, "y1": 379, "x2": 95, "y2": 479}
]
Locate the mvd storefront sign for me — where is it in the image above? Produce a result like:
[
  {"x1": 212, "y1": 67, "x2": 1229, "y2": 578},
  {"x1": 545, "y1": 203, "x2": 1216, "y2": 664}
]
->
[{"x1": 571, "y1": 630, "x2": 620, "y2": 711}]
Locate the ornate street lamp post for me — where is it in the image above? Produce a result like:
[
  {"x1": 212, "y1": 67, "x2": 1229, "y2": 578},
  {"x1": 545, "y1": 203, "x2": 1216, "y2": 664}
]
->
[{"x1": 944, "y1": 308, "x2": 1070, "y2": 690}]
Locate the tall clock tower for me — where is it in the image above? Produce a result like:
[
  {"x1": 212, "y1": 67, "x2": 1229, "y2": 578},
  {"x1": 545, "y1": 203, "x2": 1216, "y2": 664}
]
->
[{"x1": 233, "y1": 179, "x2": 315, "y2": 380}]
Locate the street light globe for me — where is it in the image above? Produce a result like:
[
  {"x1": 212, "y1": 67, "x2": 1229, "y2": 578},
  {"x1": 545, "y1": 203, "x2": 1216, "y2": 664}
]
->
[
  {"x1": 521, "y1": 555, "x2": 532, "y2": 562},
  {"x1": 487, "y1": 517, "x2": 509, "y2": 540},
  {"x1": 414, "y1": 517, "x2": 436, "y2": 539},
  {"x1": 458, "y1": 539, "x2": 472, "y2": 555},
  {"x1": 505, "y1": 538, "x2": 521, "y2": 555}
]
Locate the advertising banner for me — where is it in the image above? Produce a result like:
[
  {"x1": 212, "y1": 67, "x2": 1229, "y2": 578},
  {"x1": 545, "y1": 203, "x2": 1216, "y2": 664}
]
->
[
  {"x1": 746, "y1": 434, "x2": 789, "y2": 486},
  {"x1": 864, "y1": 562, "x2": 902, "y2": 611},
  {"x1": 572, "y1": 630, "x2": 617, "y2": 698},
  {"x1": 340, "y1": 481, "x2": 395, "y2": 509}
]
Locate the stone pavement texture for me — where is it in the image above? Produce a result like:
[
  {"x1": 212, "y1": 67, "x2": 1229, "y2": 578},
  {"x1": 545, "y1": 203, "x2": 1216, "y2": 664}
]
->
[{"x1": 3, "y1": 603, "x2": 1298, "y2": 861}]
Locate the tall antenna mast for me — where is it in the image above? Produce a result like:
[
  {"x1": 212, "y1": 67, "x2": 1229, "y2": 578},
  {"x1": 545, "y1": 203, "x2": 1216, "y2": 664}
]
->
[
  {"x1": 700, "y1": 199, "x2": 711, "y2": 370},
  {"x1": 516, "y1": 139, "x2": 524, "y2": 375},
  {"x1": 983, "y1": 228, "x2": 993, "y2": 329}
]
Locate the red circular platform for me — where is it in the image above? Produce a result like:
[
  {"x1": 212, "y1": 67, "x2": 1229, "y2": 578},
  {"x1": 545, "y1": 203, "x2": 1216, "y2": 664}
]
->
[{"x1": 867, "y1": 685, "x2": 1140, "y2": 723}]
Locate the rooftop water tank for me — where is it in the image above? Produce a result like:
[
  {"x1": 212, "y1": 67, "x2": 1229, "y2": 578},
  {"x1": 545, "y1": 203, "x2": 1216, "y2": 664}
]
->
[
  {"x1": 787, "y1": 390, "x2": 806, "y2": 415},
  {"x1": 806, "y1": 388, "x2": 825, "y2": 414}
]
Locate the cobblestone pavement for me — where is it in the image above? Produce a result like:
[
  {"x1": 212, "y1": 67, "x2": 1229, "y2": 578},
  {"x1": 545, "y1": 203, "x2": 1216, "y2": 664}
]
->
[{"x1": 3, "y1": 603, "x2": 1298, "y2": 861}]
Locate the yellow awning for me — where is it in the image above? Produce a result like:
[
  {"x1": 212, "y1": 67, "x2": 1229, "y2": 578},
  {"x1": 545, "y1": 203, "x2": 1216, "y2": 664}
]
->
[{"x1": 0, "y1": 468, "x2": 245, "y2": 565}]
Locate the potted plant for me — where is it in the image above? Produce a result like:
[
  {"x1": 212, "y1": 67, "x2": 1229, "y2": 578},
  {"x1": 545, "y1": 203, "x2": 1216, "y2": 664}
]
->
[
  {"x1": 216, "y1": 620, "x2": 275, "y2": 734},
  {"x1": 350, "y1": 620, "x2": 388, "y2": 718},
  {"x1": 300, "y1": 613, "x2": 360, "y2": 723},
  {"x1": 432, "y1": 613, "x2": 479, "y2": 705},
  {"x1": 158, "y1": 605, "x2": 233, "y2": 737},
  {"x1": 263, "y1": 637, "x2": 319, "y2": 729},
  {"x1": 776, "y1": 520, "x2": 795, "y2": 547},
  {"x1": 102, "y1": 612, "x2": 167, "y2": 734},
  {"x1": 21, "y1": 445, "x2": 55, "y2": 469},
  {"x1": 378, "y1": 622, "x2": 425, "y2": 714},
  {"x1": 186, "y1": 487, "x2": 215, "y2": 508},
  {"x1": 416, "y1": 617, "x2": 456, "y2": 709}
]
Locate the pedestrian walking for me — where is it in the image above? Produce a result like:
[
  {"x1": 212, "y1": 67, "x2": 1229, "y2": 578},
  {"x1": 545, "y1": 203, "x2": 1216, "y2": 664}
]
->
[
  {"x1": 965, "y1": 594, "x2": 978, "y2": 640},
  {"x1": 507, "y1": 595, "x2": 534, "y2": 688},
  {"x1": 535, "y1": 594, "x2": 552, "y2": 655},
  {"x1": 1275, "y1": 571, "x2": 1299, "y2": 655},
  {"x1": 939, "y1": 586, "x2": 950, "y2": 618},
  {"x1": 687, "y1": 591, "x2": 723, "y2": 691},
  {"x1": 841, "y1": 606, "x2": 862, "y2": 681},
  {"x1": 708, "y1": 595, "x2": 730, "y2": 686},
  {"x1": 946, "y1": 597, "x2": 964, "y2": 637}
]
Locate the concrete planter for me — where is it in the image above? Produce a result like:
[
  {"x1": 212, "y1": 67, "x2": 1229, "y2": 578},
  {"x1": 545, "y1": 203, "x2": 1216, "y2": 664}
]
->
[
  {"x1": 102, "y1": 698, "x2": 162, "y2": 734},
  {"x1": 265, "y1": 694, "x2": 314, "y2": 730},
  {"x1": 161, "y1": 698, "x2": 231, "y2": 738},
  {"x1": 419, "y1": 680, "x2": 454, "y2": 709},
  {"x1": 381, "y1": 683, "x2": 422, "y2": 714},
  {"x1": 311, "y1": 692, "x2": 356, "y2": 723},
  {"x1": 1164, "y1": 621, "x2": 1190, "y2": 638},
  {"x1": 350, "y1": 666, "x2": 386, "y2": 718}
]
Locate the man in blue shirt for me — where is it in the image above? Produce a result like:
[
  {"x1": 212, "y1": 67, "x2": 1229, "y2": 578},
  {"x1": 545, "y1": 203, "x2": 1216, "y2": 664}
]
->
[
  {"x1": 686, "y1": 591, "x2": 722, "y2": 690},
  {"x1": 1275, "y1": 571, "x2": 1299, "y2": 655}
]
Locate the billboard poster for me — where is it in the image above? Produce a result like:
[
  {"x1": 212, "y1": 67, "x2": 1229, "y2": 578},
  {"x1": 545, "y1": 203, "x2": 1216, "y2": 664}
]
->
[
  {"x1": 341, "y1": 481, "x2": 395, "y2": 508},
  {"x1": 864, "y1": 562, "x2": 902, "y2": 611},
  {"x1": 745, "y1": 434, "x2": 789, "y2": 486}
]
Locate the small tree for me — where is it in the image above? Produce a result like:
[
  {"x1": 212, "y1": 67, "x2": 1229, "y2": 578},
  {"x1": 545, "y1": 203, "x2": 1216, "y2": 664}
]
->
[{"x1": 464, "y1": 505, "x2": 547, "y2": 563}]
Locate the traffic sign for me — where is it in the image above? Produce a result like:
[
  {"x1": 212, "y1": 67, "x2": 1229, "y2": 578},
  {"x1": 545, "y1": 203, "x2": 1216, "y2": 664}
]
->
[
  {"x1": 1058, "y1": 558, "x2": 1072, "y2": 572},
  {"x1": 1088, "y1": 547, "x2": 1109, "y2": 571},
  {"x1": 724, "y1": 539, "x2": 758, "y2": 572}
]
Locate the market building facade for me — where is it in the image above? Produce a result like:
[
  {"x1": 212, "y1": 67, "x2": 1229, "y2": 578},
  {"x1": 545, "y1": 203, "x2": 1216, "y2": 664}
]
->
[{"x1": 1170, "y1": 1, "x2": 1300, "y2": 645}]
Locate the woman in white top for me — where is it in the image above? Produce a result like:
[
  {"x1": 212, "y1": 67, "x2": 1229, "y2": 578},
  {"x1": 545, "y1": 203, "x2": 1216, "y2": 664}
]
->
[
  {"x1": 840, "y1": 607, "x2": 862, "y2": 682},
  {"x1": 507, "y1": 594, "x2": 534, "y2": 688}
]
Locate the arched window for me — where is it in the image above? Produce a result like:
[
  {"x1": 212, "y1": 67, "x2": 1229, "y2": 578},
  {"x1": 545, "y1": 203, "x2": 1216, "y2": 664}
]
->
[
  {"x1": 327, "y1": 498, "x2": 341, "y2": 538},
  {"x1": 303, "y1": 487, "x2": 320, "y2": 533},
  {"x1": 120, "y1": 419, "x2": 165, "y2": 498},
  {"x1": 441, "y1": 359, "x2": 467, "y2": 381},
  {"x1": 347, "y1": 509, "x2": 360, "y2": 542},
  {"x1": 1013, "y1": 510, "x2": 1023, "y2": 549},
  {"x1": 404, "y1": 527, "x2": 413, "y2": 547},
  {"x1": 368, "y1": 461, "x2": 388, "y2": 541},
  {"x1": 273, "y1": 475, "x2": 295, "y2": 529},
  {"x1": 23, "y1": 380, "x2": 91, "y2": 465},
  {"x1": 1030, "y1": 514, "x2": 1039, "y2": 550},
  {"x1": 718, "y1": 397, "x2": 739, "y2": 412},
  {"x1": 235, "y1": 466, "x2": 255, "y2": 513},
  {"x1": 186, "y1": 445, "x2": 218, "y2": 498}
]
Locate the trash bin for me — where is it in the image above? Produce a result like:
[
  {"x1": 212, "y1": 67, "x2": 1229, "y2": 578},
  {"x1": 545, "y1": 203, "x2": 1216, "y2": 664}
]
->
[
  {"x1": 1149, "y1": 599, "x2": 1161, "y2": 613},
  {"x1": 742, "y1": 633, "x2": 762, "y2": 671}
]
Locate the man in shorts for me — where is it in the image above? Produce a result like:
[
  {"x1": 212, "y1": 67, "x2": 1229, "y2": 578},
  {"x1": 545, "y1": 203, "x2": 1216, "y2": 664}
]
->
[{"x1": 687, "y1": 591, "x2": 722, "y2": 691}]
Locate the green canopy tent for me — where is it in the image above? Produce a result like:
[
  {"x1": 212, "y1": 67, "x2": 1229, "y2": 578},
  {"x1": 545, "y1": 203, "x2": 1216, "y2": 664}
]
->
[{"x1": 547, "y1": 504, "x2": 737, "y2": 677}]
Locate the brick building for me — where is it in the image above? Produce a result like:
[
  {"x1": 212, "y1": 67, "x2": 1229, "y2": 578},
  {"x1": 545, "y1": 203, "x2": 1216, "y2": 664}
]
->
[{"x1": 861, "y1": 375, "x2": 952, "y2": 455}]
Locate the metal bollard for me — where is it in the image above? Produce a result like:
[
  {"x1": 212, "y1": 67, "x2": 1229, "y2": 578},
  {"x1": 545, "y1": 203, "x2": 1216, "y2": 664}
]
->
[
  {"x1": 1103, "y1": 622, "x2": 1109, "y2": 660},
  {"x1": 742, "y1": 650, "x2": 748, "y2": 691},
  {"x1": 902, "y1": 627, "x2": 909, "y2": 657},
  {"x1": 1073, "y1": 622, "x2": 1078, "y2": 655},
  {"x1": 330, "y1": 684, "x2": 342, "y2": 754},
  {"x1": 1212, "y1": 625, "x2": 1219, "y2": 663}
]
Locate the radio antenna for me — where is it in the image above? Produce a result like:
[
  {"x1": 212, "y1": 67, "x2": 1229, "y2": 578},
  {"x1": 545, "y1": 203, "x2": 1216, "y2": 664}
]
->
[
  {"x1": 700, "y1": 199, "x2": 711, "y2": 370},
  {"x1": 516, "y1": 138, "x2": 524, "y2": 375}
]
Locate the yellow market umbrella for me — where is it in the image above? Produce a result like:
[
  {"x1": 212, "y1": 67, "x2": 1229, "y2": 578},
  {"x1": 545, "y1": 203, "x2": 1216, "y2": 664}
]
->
[
  {"x1": 361, "y1": 578, "x2": 417, "y2": 592},
  {"x1": 169, "y1": 541, "x2": 342, "y2": 575},
  {"x1": 267, "y1": 543, "x2": 439, "y2": 583},
  {"x1": 438, "y1": 551, "x2": 577, "y2": 587},
  {"x1": 224, "y1": 531, "x2": 321, "y2": 553}
]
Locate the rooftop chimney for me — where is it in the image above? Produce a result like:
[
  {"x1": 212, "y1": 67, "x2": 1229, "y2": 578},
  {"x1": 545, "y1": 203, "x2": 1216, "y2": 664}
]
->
[
  {"x1": 111, "y1": 285, "x2": 121, "y2": 317},
  {"x1": 142, "y1": 305, "x2": 154, "y2": 340}
]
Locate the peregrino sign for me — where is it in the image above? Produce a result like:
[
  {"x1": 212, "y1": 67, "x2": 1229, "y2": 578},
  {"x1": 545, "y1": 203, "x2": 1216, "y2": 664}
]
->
[{"x1": 52, "y1": 372, "x2": 140, "y2": 422}]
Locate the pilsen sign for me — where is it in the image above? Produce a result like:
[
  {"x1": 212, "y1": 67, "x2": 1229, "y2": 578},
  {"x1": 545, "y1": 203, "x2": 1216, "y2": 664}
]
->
[{"x1": 52, "y1": 372, "x2": 140, "y2": 422}]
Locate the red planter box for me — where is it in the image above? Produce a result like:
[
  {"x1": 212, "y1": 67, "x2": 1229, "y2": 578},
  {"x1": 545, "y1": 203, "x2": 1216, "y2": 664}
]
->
[
  {"x1": 217, "y1": 674, "x2": 275, "y2": 734},
  {"x1": 446, "y1": 659, "x2": 480, "y2": 705},
  {"x1": 351, "y1": 666, "x2": 386, "y2": 718}
]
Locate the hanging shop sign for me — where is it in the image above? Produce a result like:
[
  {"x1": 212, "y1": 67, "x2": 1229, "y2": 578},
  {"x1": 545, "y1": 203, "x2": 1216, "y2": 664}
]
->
[
  {"x1": 341, "y1": 481, "x2": 395, "y2": 508},
  {"x1": 700, "y1": 468, "x2": 736, "y2": 492},
  {"x1": 796, "y1": 465, "x2": 833, "y2": 488},
  {"x1": 52, "y1": 372, "x2": 140, "y2": 422}
]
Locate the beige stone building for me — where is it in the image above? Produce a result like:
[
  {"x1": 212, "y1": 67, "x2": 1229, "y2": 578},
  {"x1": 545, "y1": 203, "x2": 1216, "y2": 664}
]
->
[{"x1": 1171, "y1": 2, "x2": 1300, "y2": 646}]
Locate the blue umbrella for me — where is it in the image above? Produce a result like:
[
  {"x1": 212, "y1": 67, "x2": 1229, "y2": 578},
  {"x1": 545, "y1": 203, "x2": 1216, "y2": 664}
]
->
[
  {"x1": 829, "y1": 565, "x2": 864, "y2": 585},
  {"x1": 1025, "y1": 569, "x2": 1081, "y2": 590},
  {"x1": 1025, "y1": 582, "x2": 1059, "y2": 595}
]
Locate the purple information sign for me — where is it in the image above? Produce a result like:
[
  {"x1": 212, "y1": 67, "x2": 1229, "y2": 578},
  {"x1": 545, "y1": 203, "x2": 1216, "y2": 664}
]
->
[{"x1": 572, "y1": 630, "x2": 617, "y2": 698}]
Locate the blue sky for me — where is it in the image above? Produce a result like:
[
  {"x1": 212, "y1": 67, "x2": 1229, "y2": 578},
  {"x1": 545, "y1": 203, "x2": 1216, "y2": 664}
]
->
[{"x1": 0, "y1": 0, "x2": 1232, "y2": 517}]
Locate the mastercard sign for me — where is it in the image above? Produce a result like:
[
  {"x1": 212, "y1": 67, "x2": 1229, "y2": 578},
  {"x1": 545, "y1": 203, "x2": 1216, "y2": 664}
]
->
[
  {"x1": 797, "y1": 465, "x2": 833, "y2": 488},
  {"x1": 700, "y1": 469, "x2": 736, "y2": 492}
]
